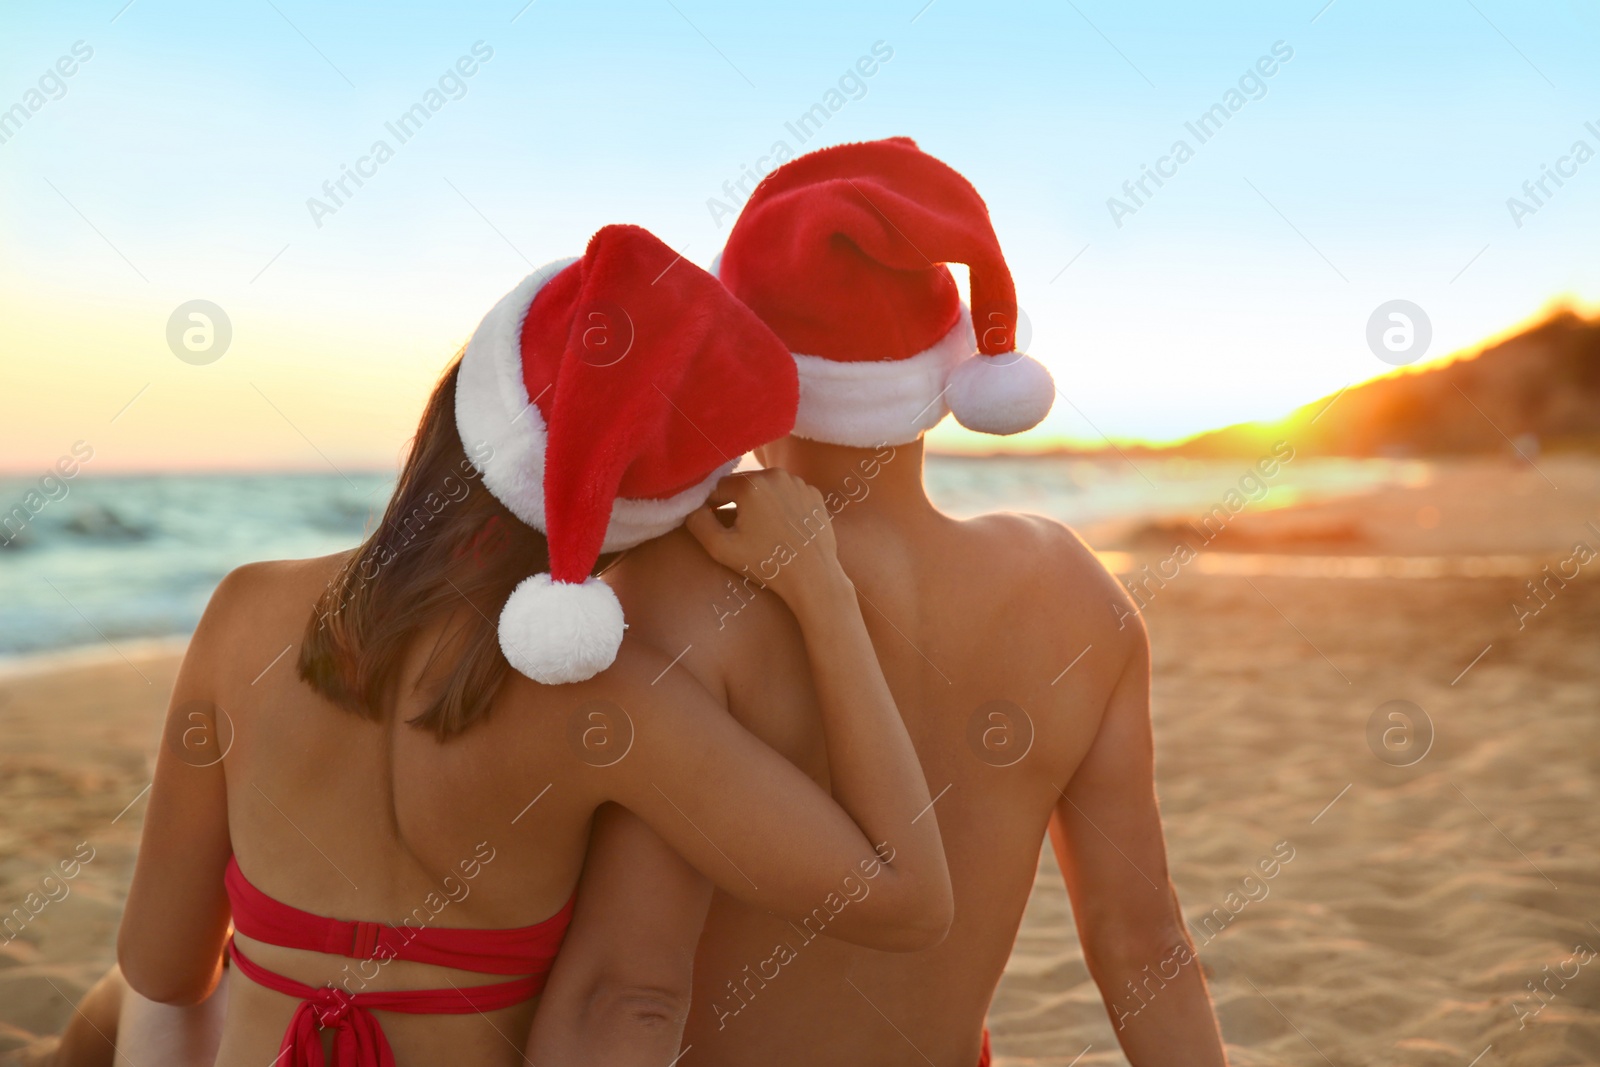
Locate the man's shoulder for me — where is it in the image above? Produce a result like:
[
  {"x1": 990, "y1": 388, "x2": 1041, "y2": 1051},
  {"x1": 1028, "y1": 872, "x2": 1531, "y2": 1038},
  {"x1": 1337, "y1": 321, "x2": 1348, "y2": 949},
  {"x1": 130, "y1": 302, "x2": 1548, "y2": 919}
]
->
[
  {"x1": 957, "y1": 511, "x2": 1124, "y2": 595},
  {"x1": 951, "y1": 510, "x2": 1144, "y2": 654}
]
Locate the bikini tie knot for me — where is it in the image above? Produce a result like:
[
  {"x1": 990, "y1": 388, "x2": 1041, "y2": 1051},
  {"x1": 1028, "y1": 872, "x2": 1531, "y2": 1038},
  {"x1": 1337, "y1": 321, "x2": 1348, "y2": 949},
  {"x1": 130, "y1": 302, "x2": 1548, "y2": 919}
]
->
[{"x1": 311, "y1": 986, "x2": 354, "y2": 1029}]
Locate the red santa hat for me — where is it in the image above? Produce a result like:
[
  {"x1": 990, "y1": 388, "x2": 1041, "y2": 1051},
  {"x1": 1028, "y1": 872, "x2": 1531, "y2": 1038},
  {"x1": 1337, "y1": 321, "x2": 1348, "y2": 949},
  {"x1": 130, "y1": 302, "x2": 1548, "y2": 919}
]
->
[
  {"x1": 716, "y1": 137, "x2": 1055, "y2": 447},
  {"x1": 455, "y1": 224, "x2": 798, "y2": 684}
]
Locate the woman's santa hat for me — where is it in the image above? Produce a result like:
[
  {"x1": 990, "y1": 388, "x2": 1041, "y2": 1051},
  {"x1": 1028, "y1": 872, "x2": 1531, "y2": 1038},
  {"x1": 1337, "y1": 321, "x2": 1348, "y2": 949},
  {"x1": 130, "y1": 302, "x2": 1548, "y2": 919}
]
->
[
  {"x1": 716, "y1": 137, "x2": 1055, "y2": 447},
  {"x1": 455, "y1": 224, "x2": 798, "y2": 685}
]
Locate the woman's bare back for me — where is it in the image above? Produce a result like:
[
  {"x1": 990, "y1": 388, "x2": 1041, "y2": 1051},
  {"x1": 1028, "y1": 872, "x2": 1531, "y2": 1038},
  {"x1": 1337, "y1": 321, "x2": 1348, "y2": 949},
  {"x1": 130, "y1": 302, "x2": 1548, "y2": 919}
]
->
[{"x1": 196, "y1": 554, "x2": 607, "y2": 1064}]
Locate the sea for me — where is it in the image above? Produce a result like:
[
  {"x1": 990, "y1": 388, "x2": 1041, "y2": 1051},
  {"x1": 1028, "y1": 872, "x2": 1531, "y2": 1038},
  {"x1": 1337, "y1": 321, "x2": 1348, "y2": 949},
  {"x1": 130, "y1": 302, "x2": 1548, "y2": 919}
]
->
[{"x1": 0, "y1": 456, "x2": 1426, "y2": 660}]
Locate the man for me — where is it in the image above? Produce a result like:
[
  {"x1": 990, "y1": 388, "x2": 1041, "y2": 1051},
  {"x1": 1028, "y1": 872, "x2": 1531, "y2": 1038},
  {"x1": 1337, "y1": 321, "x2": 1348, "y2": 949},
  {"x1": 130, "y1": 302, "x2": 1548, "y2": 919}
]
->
[{"x1": 531, "y1": 138, "x2": 1226, "y2": 1066}]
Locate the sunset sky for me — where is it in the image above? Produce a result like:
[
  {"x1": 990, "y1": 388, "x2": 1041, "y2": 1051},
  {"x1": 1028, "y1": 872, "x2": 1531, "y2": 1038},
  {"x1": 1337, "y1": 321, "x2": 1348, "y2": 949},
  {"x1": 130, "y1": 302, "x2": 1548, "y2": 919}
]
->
[{"x1": 2, "y1": 0, "x2": 1598, "y2": 471}]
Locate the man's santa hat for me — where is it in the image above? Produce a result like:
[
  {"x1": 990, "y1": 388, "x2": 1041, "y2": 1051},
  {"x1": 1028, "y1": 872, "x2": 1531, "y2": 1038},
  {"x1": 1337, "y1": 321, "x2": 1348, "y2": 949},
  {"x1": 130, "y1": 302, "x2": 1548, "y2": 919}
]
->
[
  {"x1": 455, "y1": 224, "x2": 798, "y2": 685},
  {"x1": 716, "y1": 137, "x2": 1055, "y2": 447}
]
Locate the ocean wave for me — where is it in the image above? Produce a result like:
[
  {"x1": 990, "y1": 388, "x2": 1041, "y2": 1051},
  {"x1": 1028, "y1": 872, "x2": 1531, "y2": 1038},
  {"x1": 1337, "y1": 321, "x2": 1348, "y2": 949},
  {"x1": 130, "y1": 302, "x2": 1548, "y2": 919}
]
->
[
  {"x1": 0, "y1": 463, "x2": 1414, "y2": 656},
  {"x1": 61, "y1": 504, "x2": 155, "y2": 542}
]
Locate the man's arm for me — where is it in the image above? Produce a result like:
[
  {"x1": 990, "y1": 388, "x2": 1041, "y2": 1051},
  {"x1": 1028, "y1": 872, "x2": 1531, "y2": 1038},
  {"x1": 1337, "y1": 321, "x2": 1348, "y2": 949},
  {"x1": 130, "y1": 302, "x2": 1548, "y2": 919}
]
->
[
  {"x1": 527, "y1": 804, "x2": 712, "y2": 1067},
  {"x1": 1047, "y1": 617, "x2": 1228, "y2": 1065}
]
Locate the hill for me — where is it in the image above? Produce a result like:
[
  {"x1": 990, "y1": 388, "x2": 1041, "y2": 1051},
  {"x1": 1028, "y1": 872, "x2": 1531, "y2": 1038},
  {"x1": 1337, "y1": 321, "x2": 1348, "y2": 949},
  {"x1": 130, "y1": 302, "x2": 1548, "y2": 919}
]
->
[{"x1": 1157, "y1": 309, "x2": 1600, "y2": 458}]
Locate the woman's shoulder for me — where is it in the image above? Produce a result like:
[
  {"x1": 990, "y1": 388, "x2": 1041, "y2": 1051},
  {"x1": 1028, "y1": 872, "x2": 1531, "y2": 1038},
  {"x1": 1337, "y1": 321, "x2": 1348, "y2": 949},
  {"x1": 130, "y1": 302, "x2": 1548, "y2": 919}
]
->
[
  {"x1": 211, "y1": 553, "x2": 348, "y2": 604},
  {"x1": 198, "y1": 554, "x2": 347, "y2": 637},
  {"x1": 186, "y1": 553, "x2": 352, "y2": 681}
]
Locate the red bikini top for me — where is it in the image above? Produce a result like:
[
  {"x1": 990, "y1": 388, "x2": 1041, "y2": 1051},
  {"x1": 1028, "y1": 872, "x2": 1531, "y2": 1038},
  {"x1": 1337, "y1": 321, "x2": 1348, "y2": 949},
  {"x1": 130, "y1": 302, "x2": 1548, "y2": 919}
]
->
[
  {"x1": 224, "y1": 856, "x2": 575, "y2": 1067},
  {"x1": 224, "y1": 856, "x2": 574, "y2": 974}
]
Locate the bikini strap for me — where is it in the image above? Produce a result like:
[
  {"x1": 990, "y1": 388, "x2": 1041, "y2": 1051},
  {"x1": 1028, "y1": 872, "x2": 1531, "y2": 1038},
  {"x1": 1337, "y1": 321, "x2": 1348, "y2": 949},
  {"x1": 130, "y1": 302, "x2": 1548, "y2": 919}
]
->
[
  {"x1": 227, "y1": 936, "x2": 539, "y2": 1067},
  {"x1": 225, "y1": 855, "x2": 575, "y2": 975}
]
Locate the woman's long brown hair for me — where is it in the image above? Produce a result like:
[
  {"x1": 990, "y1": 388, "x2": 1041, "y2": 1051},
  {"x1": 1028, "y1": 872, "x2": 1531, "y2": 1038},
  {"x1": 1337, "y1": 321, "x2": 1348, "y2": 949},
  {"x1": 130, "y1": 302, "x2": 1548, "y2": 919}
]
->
[{"x1": 298, "y1": 357, "x2": 560, "y2": 739}]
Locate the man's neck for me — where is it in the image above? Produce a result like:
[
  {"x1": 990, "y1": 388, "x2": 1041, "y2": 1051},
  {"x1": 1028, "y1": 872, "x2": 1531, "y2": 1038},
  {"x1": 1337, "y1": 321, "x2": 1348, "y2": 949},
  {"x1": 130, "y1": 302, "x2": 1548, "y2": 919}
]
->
[{"x1": 757, "y1": 435, "x2": 937, "y2": 522}]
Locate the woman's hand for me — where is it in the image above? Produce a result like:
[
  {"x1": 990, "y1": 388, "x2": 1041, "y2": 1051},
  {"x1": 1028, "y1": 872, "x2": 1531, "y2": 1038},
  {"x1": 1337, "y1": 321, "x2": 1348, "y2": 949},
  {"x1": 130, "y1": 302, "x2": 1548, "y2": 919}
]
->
[
  {"x1": 667, "y1": 468, "x2": 952, "y2": 950},
  {"x1": 684, "y1": 470, "x2": 847, "y2": 613}
]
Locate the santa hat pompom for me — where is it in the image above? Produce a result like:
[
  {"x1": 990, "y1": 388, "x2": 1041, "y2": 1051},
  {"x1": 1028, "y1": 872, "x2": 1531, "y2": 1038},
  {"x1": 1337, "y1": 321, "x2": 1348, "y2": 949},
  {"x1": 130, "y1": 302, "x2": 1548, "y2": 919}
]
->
[
  {"x1": 498, "y1": 574, "x2": 626, "y2": 686},
  {"x1": 945, "y1": 351, "x2": 1056, "y2": 436}
]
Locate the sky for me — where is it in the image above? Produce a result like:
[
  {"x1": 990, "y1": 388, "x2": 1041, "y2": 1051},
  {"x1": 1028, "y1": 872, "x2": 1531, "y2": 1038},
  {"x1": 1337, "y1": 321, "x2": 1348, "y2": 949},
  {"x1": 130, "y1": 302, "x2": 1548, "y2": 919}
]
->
[{"x1": 2, "y1": 0, "x2": 1598, "y2": 471}]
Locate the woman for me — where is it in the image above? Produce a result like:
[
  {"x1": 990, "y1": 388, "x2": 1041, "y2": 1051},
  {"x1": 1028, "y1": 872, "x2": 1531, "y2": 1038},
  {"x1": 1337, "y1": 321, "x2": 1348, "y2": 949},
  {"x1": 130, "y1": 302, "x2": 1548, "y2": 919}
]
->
[{"x1": 57, "y1": 226, "x2": 951, "y2": 1066}]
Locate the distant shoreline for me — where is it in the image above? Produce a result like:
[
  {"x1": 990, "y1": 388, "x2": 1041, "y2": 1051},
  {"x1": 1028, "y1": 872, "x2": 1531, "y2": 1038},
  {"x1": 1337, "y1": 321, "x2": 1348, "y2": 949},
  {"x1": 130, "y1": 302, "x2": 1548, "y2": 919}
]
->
[{"x1": 0, "y1": 635, "x2": 190, "y2": 682}]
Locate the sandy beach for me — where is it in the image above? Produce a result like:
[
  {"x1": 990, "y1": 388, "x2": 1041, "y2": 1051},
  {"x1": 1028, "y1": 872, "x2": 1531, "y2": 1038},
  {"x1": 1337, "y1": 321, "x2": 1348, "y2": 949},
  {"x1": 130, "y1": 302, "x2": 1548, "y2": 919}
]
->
[{"x1": 3, "y1": 458, "x2": 1598, "y2": 1065}]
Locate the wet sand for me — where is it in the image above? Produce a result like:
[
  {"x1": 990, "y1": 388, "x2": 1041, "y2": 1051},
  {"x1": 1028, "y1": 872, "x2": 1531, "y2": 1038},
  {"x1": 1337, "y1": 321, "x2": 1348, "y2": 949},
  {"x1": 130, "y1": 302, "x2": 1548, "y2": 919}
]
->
[{"x1": 3, "y1": 458, "x2": 1598, "y2": 1065}]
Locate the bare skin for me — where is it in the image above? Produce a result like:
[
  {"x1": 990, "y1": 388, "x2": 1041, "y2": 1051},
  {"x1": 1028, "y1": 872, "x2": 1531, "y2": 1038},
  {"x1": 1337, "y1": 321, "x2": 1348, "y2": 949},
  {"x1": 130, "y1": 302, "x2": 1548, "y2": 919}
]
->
[
  {"x1": 534, "y1": 437, "x2": 1226, "y2": 1067},
  {"x1": 111, "y1": 469, "x2": 952, "y2": 1067}
]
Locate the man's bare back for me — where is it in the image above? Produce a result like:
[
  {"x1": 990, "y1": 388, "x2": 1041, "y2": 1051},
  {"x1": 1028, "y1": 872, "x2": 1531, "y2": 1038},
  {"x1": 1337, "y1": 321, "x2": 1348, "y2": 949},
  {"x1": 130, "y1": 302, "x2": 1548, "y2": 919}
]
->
[{"x1": 610, "y1": 438, "x2": 1223, "y2": 1066}]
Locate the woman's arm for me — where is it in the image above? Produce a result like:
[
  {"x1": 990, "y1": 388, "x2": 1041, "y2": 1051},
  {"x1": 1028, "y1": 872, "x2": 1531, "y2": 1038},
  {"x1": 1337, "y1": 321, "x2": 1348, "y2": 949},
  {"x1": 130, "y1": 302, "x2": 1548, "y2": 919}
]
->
[
  {"x1": 526, "y1": 806, "x2": 709, "y2": 1067},
  {"x1": 529, "y1": 469, "x2": 952, "y2": 1065},
  {"x1": 115, "y1": 572, "x2": 241, "y2": 1004},
  {"x1": 1047, "y1": 621, "x2": 1228, "y2": 1065},
  {"x1": 589, "y1": 469, "x2": 954, "y2": 951}
]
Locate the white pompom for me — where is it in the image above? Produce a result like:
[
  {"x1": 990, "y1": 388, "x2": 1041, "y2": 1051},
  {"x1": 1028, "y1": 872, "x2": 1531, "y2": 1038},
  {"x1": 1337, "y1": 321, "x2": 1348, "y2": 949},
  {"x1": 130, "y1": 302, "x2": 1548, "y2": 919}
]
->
[
  {"x1": 945, "y1": 351, "x2": 1056, "y2": 436},
  {"x1": 498, "y1": 574, "x2": 626, "y2": 685}
]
